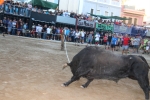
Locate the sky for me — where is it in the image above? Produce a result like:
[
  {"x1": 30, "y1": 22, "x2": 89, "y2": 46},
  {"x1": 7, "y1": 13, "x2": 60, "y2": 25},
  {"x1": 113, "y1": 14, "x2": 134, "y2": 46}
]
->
[{"x1": 124, "y1": 0, "x2": 150, "y2": 16}]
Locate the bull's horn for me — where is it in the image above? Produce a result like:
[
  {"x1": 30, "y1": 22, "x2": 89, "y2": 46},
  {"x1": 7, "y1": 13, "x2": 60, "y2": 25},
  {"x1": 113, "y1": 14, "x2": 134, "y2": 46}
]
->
[{"x1": 62, "y1": 63, "x2": 68, "y2": 70}]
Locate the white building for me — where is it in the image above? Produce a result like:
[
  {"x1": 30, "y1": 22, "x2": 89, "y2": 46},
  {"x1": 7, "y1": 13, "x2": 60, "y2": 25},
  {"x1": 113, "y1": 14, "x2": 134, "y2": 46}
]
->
[{"x1": 59, "y1": 0, "x2": 121, "y2": 16}]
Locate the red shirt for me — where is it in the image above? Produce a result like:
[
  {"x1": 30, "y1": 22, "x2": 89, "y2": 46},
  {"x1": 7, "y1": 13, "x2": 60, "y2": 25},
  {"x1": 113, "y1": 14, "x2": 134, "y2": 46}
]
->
[
  {"x1": 103, "y1": 36, "x2": 108, "y2": 42},
  {"x1": 123, "y1": 37, "x2": 130, "y2": 45}
]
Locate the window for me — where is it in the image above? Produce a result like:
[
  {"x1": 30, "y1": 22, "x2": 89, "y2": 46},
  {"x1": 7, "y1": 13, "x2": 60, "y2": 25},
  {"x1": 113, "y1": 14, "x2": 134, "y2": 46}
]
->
[
  {"x1": 96, "y1": 10, "x2": 100, "y2": 15},
  {"x1": 111, "y1": 12, "x2": 113, "y2": 16},
  {"x1": 105, "y1": 11, "x2": 108, "y2": 16},
  {"x1": 91, "y1": 9, "x2": 94, "y2": 14}
]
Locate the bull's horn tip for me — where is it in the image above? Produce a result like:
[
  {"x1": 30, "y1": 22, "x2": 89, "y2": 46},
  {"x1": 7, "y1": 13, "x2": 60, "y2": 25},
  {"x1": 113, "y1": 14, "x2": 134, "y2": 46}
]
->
[
  {"x1": 61, "y1": 84, "x2": 65, "y2": 87},
  {"x1": 80, "y1": 86, "x2": 85, "y2": 88}
]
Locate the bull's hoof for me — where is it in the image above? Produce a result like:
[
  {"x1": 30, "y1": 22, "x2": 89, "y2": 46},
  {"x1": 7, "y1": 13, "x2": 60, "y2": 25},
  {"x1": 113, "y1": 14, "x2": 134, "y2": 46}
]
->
[{"x1": 61, "y1": 83, "x2": 68, "y2": 87}]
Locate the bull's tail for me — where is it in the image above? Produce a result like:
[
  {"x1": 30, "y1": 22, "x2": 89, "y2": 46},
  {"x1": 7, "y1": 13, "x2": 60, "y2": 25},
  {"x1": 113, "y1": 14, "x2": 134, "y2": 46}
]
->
[{"x1": 62, "y1": 63, "x2": 70, "y2": 70}]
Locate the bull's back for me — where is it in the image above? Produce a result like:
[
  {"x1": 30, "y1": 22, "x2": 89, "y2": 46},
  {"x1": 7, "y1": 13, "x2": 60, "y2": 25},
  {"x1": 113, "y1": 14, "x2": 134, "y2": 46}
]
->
[{"x1": 74, "y1": 47, "x2": 130, "y2": 80}]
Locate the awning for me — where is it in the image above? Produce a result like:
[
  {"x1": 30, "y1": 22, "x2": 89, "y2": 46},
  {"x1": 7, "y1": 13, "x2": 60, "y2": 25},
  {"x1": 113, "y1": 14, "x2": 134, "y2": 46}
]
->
[
  {"x1": 111, "y1": 16, "x2": 131, "y2": 20},
  {"x1": 88, "y1": 13, "x2": 131, "y2": 20},
  {"x1": 88, "y1": 13, "x2": 111, "y2": 19},
  {"x1": 32, "y1": 0, "x2": 58, "y2": 9}
]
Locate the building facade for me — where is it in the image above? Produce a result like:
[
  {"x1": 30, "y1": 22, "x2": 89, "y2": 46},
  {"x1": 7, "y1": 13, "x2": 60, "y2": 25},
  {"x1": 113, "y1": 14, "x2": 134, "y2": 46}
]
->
[
  {"x1": 59, "y1": 0, "x2": 121, "y2": 16},
  {"x1": 121, "y1": 5, "x2": 145, "y2": 26}
]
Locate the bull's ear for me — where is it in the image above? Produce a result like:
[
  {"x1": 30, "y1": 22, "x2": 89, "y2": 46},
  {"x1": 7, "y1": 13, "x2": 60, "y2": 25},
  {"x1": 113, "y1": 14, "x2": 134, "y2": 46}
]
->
[{"x1": 129, "y1": 57, "x2": 132, "y2": 59}]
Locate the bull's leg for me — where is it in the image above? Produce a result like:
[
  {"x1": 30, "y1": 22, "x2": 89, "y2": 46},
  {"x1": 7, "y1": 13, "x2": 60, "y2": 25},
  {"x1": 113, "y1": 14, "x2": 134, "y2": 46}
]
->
[
  {"x1": 62, "y1": 76, "x2": 80, "y2": 87},
  {"x1": 81, "y1": 79, "x2": 93, "y2": 88},
  {"x1": 62, "y1": 69, "x2": 90, "y2": 87},
  {"x1": 137, "y1": 76, "x2": 149, "y2": 100}
]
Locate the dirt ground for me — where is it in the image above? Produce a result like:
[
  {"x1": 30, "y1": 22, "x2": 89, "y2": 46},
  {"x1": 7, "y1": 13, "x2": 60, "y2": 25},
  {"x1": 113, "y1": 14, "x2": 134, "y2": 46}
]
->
[{"x1": 0, "y1": 35, "x2": 150, "y2": 100}]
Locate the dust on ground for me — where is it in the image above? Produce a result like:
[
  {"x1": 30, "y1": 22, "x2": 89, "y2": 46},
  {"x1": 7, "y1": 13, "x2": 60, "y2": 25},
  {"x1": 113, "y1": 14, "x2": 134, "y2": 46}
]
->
[{"x1": 0, "y1": 35, "x2": 150, "y2": 100}]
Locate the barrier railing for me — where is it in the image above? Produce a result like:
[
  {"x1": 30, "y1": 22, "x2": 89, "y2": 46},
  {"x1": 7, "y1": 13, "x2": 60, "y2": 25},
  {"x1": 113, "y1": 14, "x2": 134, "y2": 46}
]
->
[{"x1": 3, "y1": 3, "x2": 31, "y2": 17}]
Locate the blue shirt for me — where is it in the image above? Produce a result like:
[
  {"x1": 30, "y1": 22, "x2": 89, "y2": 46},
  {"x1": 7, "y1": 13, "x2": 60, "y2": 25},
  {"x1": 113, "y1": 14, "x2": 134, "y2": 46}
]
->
[
  {"x1": 111, "y1": 37, "x2": 118, "y2": 45},
  {"x1": 66, "y1": 29, "x2": 70, "y2": 36},
  {"x1": 8, "y1": 21, "x2": 12, "y2": 28}
]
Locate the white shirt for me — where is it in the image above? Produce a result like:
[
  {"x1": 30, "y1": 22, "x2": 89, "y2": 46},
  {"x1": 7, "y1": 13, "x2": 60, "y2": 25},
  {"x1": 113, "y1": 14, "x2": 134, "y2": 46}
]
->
[
  {"x1": 36, "y1": 26, "x2": 39, "y2": 32},
  {"x1": 95, "y1": 34, "x2": 100, "y2": 41},
  {"x1": 38, "y1": 26, "x2": 42, "y2": 32},
  {"x1": 75, "y1": 32, "x2": 80, "y2": 38},
  {"x1": 81, "y1": 31, "x2": 85, "y2": 37},
  {"x1": 12, "y1": 21, "x2": 16, "y2": 28},
  {"x1": 47, "y1": 28, "x2": 51, "y2": 34}
]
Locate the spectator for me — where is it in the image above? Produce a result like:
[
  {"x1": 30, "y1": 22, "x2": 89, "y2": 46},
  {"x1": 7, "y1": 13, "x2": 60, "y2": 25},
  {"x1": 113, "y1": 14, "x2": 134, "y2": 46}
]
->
[
  {"x1": 56, "y1": 27, "x2": 60, "y2": 40},
  {"x1": 32, "y1": 6, "x2": 37, "y2": 12},
  {"x1": 71, "y1": 29, "x2": 75, "y2": 42},
  {"x1": 22, "y1": 22, "x2": 28, "y2": 36},
  {"x1": 80, "y1": 29, "x2": 85, "y2": 44},
  {"x1": 65, "y1": 27, "x2": 70, "y2": 41},
  {"x1": 43, "y1": 24, "x2": 47, "y2": 39},
  {"x1": 133, "y1": 35, "x2": 141, "y2": 53},
  {"x1": 86, "y1": 31, "x2": 93, "y2": 47},
  {"x1": 17, "y1": 19, "x2": 23, "y2": 36},
  {"x1": 75, "y1": 30, "x2": 80, "y2": 46},
  {"x1": 107, "y1": 33, "x2": 112, "y2": 49},
  {"x1": 37, "y1": 24, "x2": 42, "y2": 38},
  {"x1": 46, "y1": 26, "x2": 51, "y2": 40},
  {"x1": 122, "y1": 34, "x2": 130, "y2": 55},
  {"x1": 95, "y1": 32, "x2": 100, "y2": 46},
  {"x1": 111, "y1": 34, "x2": 118, "y2": 52},
  {"x1": 0, "y1": 20, "x2": 4, "y2": 36},
  {"x1": 52, "y1": 26, "x2": 57, "y2": 40},
  {"x1": 2, "y1": 17, "x2": 8, "y2": 36},
  {"x1": 12, "y1": 19, "x2": 16, "y2": 35},
  {"x1": 7, "y1": 19, "x2": 12, "y2": 35},
  {"x1": 103, "y1": 33, "x2": 108, "y2": 49}
]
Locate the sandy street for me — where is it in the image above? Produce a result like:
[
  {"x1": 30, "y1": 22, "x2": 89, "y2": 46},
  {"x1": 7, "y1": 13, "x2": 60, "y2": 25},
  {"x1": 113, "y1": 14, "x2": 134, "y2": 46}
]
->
[{"x1": 0, "y1": 35, "x2": 150, "y2": 100}]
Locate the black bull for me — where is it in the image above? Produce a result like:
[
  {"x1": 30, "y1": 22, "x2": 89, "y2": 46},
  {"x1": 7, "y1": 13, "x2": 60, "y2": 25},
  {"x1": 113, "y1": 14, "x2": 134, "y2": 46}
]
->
[{"x1": 62, "y1": 46, "x2": 150, "y2": 100}]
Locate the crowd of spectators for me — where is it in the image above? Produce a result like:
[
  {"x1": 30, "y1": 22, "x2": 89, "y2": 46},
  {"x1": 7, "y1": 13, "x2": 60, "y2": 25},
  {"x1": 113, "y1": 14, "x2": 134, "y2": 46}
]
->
[
  {"x1": 1, "y1": 15, "x2": 150, "y2": 55},
  {"x1": 1, "y1": 0, "x2": 148, "y2": 30}
]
